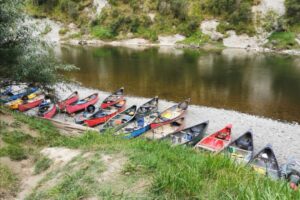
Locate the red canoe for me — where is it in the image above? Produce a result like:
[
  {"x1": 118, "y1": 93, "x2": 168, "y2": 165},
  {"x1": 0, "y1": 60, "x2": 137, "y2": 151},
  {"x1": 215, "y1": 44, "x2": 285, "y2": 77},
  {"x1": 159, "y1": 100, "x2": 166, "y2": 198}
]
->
[
  {"x1": 18, "y1": 94, "x2": 45, "y2": 112},
  {"x1": 101, "y1": 87, "x2": 124, "y2": 109},
  {"x1": 38, "y1": 102, "x2": 57, "y2": 119},
  {"x1": 84, "y1": 100, "x2": 126, "y2": 127},
  {"x1": 194, "y1": 124, "x2": 232, "y2": 153},
  {"x1": 150, "y1": 98, "x2": 190, "y2": 129},
  {"x1": 57, "y1": 91, "x2": 79, "y2": 110},
  {"x1": 65, "y1": 93, "x2": 99, "y2": 114}
]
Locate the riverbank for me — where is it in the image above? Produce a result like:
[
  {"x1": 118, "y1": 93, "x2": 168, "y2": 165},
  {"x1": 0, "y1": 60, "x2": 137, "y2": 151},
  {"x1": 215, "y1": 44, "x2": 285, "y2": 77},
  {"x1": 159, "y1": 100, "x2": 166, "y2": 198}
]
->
[
  {"x1": 1, "y1": 106, "x2": 299, "y2": 199},
  {"x1": 22, "y1": 83, "x2": 300, "y2": 164}
]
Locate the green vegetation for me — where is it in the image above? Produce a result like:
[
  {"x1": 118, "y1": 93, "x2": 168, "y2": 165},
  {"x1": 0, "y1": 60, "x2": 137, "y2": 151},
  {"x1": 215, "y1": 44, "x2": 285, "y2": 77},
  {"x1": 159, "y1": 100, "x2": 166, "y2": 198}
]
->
[
  {"x1": 0, "y1": 164, "x2": 18, "y2": 196},
  {"x1": 285, "y1": 0, "x2": 300, "y2": 26},
  {"x1": 34, "y1": 156, "x2": 52, "y2": 174},
  {"x1": 1, "y1": 107, "x2": 300, "y2": 199},
  {"x1": 91, "y1": 25, "x2": 113, "y2": 39},
  {"x1": 0, "y1": 144, "x2": 27, "y2": 161},
  {"x1": 0, "y1": 0, "x2": 76, "y2": 85},
  {"x1": 180, "y1": 31, "x2": 210, "y2": 46},
  {"x1": 266, "y1": 32, "x2": 299, "y2": 50}
]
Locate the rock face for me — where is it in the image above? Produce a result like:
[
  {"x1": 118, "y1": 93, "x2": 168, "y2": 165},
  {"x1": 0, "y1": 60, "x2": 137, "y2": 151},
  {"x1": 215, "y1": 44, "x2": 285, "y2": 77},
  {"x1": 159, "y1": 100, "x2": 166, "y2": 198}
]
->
[
  {"x1": 200, "y1": 20, "x2": 224, "y2": 41},
  {"x1": 252, "y1": 0, "x2": 285, "y2": 16},
  {"x1": 93, "y1": 0, "x2": 108, "y2": 15},
  {"x1": 223, "y1": 31, "x2": 264, "y2": 50},
  {"x1": 158, "y1": 34, "x2": 186, "y2": 46}
]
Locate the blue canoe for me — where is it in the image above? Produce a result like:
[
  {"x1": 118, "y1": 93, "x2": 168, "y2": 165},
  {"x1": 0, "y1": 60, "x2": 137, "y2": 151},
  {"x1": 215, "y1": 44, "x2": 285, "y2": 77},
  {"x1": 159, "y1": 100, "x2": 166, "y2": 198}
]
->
[{"x1": 0, "y1": 87, "x2": 38, "y2": 103}]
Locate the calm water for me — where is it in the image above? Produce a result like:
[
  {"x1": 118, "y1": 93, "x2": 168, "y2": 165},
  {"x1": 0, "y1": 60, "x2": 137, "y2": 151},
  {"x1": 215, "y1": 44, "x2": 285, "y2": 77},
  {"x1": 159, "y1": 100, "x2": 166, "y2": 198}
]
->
[{"x1": 57, "y1": 45, "x2": 300, "y2": 123}]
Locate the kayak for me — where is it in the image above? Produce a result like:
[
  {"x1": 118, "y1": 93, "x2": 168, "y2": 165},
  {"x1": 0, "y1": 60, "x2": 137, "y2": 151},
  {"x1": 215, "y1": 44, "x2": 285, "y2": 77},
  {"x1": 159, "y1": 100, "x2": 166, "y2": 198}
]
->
[
  {"x1": 224, "y1": 130, "x2": 254, "y2": 164},
  {"x1": 5, "y1": 92, "x2": 38, "y2": 110},
  {"x1": 74, "y1": 105, "x2": 97, "y2": 124},
  {"x1": 143, "y1": 117, "x2": 185, "y2": 140},
  {"x1": 38, "y1": 100, "x2": 57, "y2": 119},
  {"x1": 101, "y1": 87, "x2": 124, "y2": 109},
  {"x1": 194, "y1": 124, "x2": 232, "y2": 153},
  {"x1": 84, "y1": 100, "x2": 126, "y2": 127},
  {"x1": 18, "y1": 94, "x2": 45, "y2": 112},
  {"x1": 100, "y1": 105, "x2": 137, "y2": 132},
  {"x1": 150, "y1": 98, "x2": 190, "y2": 129},
  {"x1": 167, "y1": 121, "x2": 209, "y2": 146},
  {"x1": 0, "y1": 87, "x2": 38, "y2": 103},
  {"x1": 57, "y1": 91, "x2": 79, "y2": 110},
  {"x1": 117, "y1": 97, "x2": 159, "y2": 138},
  {"x1": 65, "y1": 93, "x2": 99, "y2": 114},
  {"x1": 249, "y1": 144, "x2": 281, "y2": 179}
]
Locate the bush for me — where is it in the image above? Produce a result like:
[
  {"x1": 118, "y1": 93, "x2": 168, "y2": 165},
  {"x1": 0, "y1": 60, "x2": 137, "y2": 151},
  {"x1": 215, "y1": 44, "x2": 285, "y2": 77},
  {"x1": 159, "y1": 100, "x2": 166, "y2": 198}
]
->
[
  {"x1": 60, "y1": 0, "x2": 79, "y2": 19},
  {"x1": 285, "y1": 0, "x2": 300, "y2": 25},
  {"x1": 91, "y1": 26, "x2": 113, "y2": 39},
  {"x1": 267, "y1": 31, "x2": 298, "y2": 49}
]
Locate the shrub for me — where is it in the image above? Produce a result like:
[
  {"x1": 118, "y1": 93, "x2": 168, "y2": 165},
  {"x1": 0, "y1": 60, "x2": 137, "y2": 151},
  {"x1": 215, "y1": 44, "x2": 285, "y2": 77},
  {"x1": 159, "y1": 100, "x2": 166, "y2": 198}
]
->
[
  {"x1": 267, "y1": 31, "x2": 298, "y2": 49},
  {"x1": 91, "y1": 26, "x2": 113, "y2": 39},
  {"x1": 285, "y1": 0, "x2": 300, "y2": 25}
]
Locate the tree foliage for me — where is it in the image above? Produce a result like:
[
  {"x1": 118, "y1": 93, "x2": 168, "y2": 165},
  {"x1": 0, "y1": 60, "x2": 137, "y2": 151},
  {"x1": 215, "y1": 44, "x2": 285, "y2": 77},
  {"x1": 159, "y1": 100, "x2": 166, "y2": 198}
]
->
[
  {"x1": 0, "y1": 0, "x2": 75, "y2": 86},
  {"x1": 285, "y1": 0, "x2": 300, "y2": 26}
]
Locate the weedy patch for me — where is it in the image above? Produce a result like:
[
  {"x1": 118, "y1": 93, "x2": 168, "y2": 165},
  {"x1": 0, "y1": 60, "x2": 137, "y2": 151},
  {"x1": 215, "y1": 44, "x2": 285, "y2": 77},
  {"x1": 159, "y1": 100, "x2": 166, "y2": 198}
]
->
[
  {"x1": 0, "y1": 163, "x2": 18, "y2": 198},
  {"x1": 34, "y1": 156, "x2": 52, "y2": 175}
]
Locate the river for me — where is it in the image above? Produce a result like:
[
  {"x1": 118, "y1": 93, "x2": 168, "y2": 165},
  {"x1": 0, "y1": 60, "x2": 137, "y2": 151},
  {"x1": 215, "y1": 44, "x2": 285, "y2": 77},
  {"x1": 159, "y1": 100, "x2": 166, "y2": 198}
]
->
[{"x1": 57, "y1": 45, "x2": 300, "y2": 124}]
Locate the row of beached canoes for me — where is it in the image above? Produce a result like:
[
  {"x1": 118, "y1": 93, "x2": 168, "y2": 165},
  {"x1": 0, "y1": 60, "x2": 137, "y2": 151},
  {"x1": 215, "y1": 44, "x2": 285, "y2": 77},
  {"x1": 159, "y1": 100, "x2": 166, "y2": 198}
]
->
[{"x1": 1, "y1": 84, "x2": 299, "y2": 190}]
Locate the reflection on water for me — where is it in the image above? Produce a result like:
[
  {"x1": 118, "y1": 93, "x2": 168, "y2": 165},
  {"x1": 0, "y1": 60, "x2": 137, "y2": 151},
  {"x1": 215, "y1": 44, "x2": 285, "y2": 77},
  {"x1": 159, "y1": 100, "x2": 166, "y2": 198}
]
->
[{"x1": 57, "y1": 45, "x2": 300, "y2": 123}]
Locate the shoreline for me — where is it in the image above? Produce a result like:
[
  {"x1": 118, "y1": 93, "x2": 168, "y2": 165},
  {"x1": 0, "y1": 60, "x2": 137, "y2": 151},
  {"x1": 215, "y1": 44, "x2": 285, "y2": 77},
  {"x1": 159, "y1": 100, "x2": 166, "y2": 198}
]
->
[
  {"x1": 25, "y1": 83, "x2": 300, "y2": 164},
  {"x1": 59, "y1": 38, "x2": 300, "y2": 56}
]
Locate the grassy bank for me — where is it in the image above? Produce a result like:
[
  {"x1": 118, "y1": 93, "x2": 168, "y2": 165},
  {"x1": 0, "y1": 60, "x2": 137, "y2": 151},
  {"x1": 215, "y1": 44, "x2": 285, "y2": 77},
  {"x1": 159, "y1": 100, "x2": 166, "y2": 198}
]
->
[{"x1": 0, "y1": 107, "x2": 299, "y2": 199}]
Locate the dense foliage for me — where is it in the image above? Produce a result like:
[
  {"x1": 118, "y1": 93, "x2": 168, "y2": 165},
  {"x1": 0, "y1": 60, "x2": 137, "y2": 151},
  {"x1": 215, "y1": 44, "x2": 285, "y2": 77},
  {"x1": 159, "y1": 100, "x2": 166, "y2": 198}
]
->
[
  {"x1": 285, "y1": 0, "x2": 300, "y2": 26},
  {"x1": 0, "y1": 0, "x2": 75, "y2": 85}
]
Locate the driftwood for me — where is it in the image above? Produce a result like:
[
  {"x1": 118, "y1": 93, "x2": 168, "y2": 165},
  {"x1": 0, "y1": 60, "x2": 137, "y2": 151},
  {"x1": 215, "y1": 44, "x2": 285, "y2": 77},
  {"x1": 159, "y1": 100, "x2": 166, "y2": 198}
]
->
[{"x1": 45, "y1": 118, "x2": 98, "y2": 136}]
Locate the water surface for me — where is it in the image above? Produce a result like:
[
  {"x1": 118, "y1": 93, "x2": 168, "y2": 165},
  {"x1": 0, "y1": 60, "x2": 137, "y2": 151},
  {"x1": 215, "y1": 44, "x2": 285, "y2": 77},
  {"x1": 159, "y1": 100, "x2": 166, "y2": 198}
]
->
[{"x1": 57, "y1": 45, "x2": 300, "y2": 123}]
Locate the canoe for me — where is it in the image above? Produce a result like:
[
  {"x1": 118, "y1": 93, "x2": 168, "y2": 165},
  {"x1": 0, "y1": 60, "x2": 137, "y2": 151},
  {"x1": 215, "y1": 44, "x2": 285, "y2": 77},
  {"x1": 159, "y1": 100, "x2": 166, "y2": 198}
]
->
[
  {"x1": 166, "y1": 121, "x2": 209, "y2": 146},
  {"x1": 0, "y1": 87, "x2": 38, "y2": 103},
  {"x1": 135, "y1": 96, "x2": 159, "y2": 117},
  {"x1": 224, "y1": 130, "x2": 254, "y2": 164},
  {"x1": 101, "y1": 87, "x2": 124, "y2": 109},
  {"x1": 74, "y1": 105, "x2": 97, "y2": 124},
  {"x1": 100, "y1": 105, "x2": 137, "y2": 132},
  {"x1": 117, "y1": 97, "x2": 159, "y2": 138},
  {"x1": 18, "y1": 94, "x2": 45, "y2": 112},
  {"x1": 38, "y1": 100, "x2": 57, "y2": 119},
  {"x1": 65, "y1": 93, "x2": 99, "y2": 114},
  {"x1": 150, "y1": 98, "x2": 190, "y2": 129},
  {"x1": 84, "y1": 100, "x2": 126, "y2": 127},
  {"x1": 143, "y1": 117, "x2": 185, "y2": 140},
  {"x1": 5, "y1": 92, "x2": 38, "y2": 110},
  {"x1": 281, "y1": 158, "x2": 300, "y2": 190},
  {"x1": 249, "y1": 144, "x2": 281, "y2": 179},
  {"x1": 194, "y1": 124, "x2": 232, "y2": 153},
  {"x1": 57, "y1": 91, "x2": 79, "y2": 110}
]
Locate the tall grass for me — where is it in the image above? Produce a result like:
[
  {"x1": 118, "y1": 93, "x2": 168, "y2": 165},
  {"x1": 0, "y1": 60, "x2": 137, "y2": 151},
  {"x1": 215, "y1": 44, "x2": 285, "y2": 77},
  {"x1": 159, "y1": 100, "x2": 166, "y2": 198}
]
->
[{"x1": 1, "y1": 109, "x2": 300, "y2": 199}]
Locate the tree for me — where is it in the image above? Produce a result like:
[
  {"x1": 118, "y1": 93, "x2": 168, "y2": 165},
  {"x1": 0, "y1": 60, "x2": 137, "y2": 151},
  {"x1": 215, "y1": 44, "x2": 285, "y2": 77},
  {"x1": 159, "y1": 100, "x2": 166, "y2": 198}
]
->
[
  {"x1": 285, "y1": 0, "x2": 300, "y2": 25},
  {"x1": 0, "y1": 0, "x2": 76, "y2": 86}
]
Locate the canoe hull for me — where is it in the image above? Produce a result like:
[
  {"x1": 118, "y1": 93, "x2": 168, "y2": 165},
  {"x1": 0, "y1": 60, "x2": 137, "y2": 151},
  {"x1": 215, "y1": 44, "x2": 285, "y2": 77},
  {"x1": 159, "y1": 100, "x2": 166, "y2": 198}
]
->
[
  {"x1": 124, "y1": 125, "x2": 151, "y2": 139},
  {"x1": 84, "y1": 106, "x2": 125, "y2": 127},
  {"x1": 58, "y1": 93, "x2": 79, "y2": 110},
  {"x1": 19, "y1": 98, "x2": 43, "y2": 112},
  {"x1": 65, "y1": 94, "x2": 98, "y2": 114}
]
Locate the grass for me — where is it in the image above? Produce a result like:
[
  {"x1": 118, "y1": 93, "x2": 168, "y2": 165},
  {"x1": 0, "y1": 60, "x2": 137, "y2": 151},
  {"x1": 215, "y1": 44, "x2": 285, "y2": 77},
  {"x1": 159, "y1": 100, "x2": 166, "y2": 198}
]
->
[
  {"x1": 1, "y1": 108, "x2": 300, "y2": 199},
  {"x1": 179, "y1": 31, "x2": 210, "y2": 46},
  {"x1": 34, "y1": 156, "x2": 52, "y2": 174},
  {"x1": 91, "y1": 25, "x2": 114, "y2": 39},
  {"x1": 0, "y1": 164, "x2": 18, "y2": 196},
  {"x1": 267, "y1": 31, "x2": 299, "y2": 50}
]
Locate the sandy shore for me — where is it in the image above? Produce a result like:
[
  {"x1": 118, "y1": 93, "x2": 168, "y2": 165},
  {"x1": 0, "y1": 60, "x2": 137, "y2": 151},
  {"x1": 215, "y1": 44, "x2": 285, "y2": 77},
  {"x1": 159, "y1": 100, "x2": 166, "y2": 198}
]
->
[{"x1": 25, "y1": 83, "x2": 300, "y2": 164}]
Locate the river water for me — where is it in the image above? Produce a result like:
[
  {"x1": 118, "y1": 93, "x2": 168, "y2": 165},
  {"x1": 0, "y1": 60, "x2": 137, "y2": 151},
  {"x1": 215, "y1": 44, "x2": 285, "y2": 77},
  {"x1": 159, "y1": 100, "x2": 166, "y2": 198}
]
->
[{"x1": 54, "y1": 45, "x2": 300, "y2": 163}]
